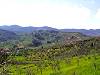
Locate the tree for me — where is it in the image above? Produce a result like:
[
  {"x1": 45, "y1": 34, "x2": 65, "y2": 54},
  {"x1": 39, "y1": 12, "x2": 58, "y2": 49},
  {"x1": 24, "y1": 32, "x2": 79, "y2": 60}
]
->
[
  {"x1": 32, "y1": 39, "x2": 42, "y2": 47},
  {"x1": 0, "y1": 49, "x2": 9, "y2": 64}
]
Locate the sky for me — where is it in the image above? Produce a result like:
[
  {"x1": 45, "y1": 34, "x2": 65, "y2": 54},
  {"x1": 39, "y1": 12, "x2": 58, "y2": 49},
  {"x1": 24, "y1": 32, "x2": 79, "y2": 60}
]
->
[{"x1": 0, "y1": 0, "x2": 100, "y2": 29}]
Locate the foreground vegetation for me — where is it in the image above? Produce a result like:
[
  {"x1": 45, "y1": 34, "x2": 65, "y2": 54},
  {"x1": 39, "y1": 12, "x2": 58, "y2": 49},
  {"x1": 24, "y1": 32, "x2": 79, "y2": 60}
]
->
[
  {"x1": 0, "y1": 54, "x2": 100, "y2": 75},
  {"x1": 0, "y1": 30, "x2": 100, "y2": 75}
]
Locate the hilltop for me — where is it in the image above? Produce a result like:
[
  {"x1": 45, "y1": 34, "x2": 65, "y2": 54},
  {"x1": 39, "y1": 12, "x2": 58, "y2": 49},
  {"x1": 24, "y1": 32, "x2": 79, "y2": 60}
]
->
[{"x1": 0, "y1": 25, "x2": 100, "y2": 36}]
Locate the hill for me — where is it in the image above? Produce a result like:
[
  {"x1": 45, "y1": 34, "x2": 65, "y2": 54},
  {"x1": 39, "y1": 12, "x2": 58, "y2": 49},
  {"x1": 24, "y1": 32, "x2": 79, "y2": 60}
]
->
[
  {"x1": 0, "y1": 25, "x2": 91, "y2": 48},
  {"x1": 0, "y1": 35, "x2": 99, "y2": 75},
  {"x1": 61, "y1": 29, "x2": 100, "y2": 36},
  {"x1": 0, "y1": 25, "x2": 100, "y2": 36},
  {"x1": 0, "y1": 25, "x2": 57, "y2": 33},
  {"x1": 19, "y1": 30, "x2": 89, "y2": 47},
  {"x1": 0, "y1": 29, "x2": 18, "y2": 42},
  {"x1": 0, "y1": 26, "x2": 99, "y2": 75}
]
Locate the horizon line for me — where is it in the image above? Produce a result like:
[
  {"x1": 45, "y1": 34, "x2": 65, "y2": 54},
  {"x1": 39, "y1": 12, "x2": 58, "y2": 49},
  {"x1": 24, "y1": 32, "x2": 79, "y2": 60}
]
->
[{"x1": 0, "y1": 25, "x2": 100, "y2": 30}]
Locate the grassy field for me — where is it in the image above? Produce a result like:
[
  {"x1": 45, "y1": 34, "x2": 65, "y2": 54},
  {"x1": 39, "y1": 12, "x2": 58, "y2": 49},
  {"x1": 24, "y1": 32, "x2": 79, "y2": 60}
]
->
[{"x1": 0, "y1": 54, "x2": 99, "y2": 75}]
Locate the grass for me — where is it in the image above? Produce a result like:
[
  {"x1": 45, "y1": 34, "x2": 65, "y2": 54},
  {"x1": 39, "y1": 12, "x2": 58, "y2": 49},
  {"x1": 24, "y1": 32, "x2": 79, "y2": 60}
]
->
[{"x1": 0, "y1": 55, "x2": 100, "y2": 75}]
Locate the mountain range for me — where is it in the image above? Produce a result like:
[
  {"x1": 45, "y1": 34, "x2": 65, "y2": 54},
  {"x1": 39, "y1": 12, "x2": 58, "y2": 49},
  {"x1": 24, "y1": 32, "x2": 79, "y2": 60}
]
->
[
  {"x1": 0, "y1": 25, "x2": 57, "y2": 33},
  {"x1": 0, "y1": 25, "x2": 100, "y2": 36}
]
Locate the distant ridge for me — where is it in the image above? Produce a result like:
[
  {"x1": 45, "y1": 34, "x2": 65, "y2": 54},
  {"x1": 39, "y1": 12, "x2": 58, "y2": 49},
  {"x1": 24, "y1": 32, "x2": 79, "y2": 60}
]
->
[
  {"x1": 61, "y1": 29, "x2": 100, "y2": 36},
  {"x1": 0, "y1": 25, "x2": 100, "y2": 36},
  {"x1": 0, "y1": 25, "x2": 58, "y2": 33}
]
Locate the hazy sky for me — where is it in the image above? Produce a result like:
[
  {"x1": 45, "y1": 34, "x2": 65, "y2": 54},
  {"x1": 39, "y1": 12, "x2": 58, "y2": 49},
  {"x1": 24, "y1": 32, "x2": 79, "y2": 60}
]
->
[{"x1": 0, "y1": 0, "x2": 100, "y2": 29}]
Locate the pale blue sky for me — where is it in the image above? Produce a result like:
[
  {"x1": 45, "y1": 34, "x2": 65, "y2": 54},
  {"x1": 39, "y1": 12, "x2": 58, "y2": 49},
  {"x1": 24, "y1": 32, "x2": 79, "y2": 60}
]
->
[{"x1": 0, "y1": 0, "x2": 100, "y2": 29}]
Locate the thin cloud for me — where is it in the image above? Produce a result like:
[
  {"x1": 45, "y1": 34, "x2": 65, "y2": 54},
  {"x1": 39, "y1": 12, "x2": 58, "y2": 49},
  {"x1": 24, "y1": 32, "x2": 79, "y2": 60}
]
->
[{"x1": 0, "y1": 0, "x2": 99, "y2": 29}]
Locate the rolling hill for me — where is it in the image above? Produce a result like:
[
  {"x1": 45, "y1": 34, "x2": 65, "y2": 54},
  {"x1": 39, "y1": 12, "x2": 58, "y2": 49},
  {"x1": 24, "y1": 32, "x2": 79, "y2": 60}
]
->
[
  {"x1": 0, "y1": 25, "x2": 99, "y2": 75},
  {"x1": 0, "y1": 25, "x2": 100, "y2": 36},
  {"x1": 19, "y1": 30, "x2": 89, "y2": 47},
  {"x1": 0, "y1": 29, "x2": 18, "y2": 42},
  {"x1": 0, "y1": 25, "x2": 57, "y2": 33}
]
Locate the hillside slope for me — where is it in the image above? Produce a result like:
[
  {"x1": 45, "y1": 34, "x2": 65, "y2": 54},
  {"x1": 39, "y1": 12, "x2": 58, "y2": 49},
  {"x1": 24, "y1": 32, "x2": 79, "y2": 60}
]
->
[
  {"x1": 0, "y1": 29, "x2": 18, "y2": 42},
  {"x1": 0, "y1": 36, "x2": 99, "y2": 75},
  {"x1": 19, "y1": 30, "x2": 89, "y2": 47},
  {"x1": 0, "y1": 25, "x2": 100, "y2": 36}
]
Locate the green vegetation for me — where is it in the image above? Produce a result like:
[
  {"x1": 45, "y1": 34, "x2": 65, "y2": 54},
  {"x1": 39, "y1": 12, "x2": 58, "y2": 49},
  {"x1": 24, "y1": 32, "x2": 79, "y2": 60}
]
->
[
  {"x1": 0, "y1": 30, "x2": 99, "y2": 75},
  {"x1": 0, "y1": 55, "x2": 100, "y2": 75},
  {"x1": 0, "y1": 29, "x2": 18, "y2": 42}
]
